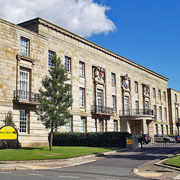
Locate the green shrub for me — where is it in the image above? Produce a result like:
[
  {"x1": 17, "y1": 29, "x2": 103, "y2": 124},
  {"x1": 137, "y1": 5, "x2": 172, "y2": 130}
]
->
[{"x1": 52, "y1": 132, "x2": 131, "y2": 148}]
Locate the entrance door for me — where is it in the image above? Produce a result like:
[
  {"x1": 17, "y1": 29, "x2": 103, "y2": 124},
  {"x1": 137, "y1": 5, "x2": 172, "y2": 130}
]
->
[
  {"x1": 97, "y1": 90, "x2": 103, "y2": 112},
  {"x1": 124, "y1": 97, "x2": 129, "y2": 115}
]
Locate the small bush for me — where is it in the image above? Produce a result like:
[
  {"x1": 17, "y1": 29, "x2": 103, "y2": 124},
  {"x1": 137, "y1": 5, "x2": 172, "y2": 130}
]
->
[{"x1": 52, "y1": 132, "x2": 131, "y2": 148}]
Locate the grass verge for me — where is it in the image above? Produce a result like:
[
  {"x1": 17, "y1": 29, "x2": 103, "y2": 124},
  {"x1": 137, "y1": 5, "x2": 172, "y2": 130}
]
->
[
  {"x1": 0, "y1": 146, "x2": 118, "y2": 161},
  {"x1": 164, "y1": 155, "x2": 180, "y2": 168}
]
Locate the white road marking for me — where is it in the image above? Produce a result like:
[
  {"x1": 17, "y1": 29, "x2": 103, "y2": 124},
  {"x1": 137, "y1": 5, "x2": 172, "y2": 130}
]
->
[
  {"x1": 28, "y1": 173, "x2": 43, "y2": 176},
  {"x1": 0, "y1": 172, "x2": 12, "y2": 174},
  {"x1": 97, "y1": 178, "x2": 119, "y2": 180},
  {"x1": 59, "y1": 175, "x2": 79, "y2": 178}
]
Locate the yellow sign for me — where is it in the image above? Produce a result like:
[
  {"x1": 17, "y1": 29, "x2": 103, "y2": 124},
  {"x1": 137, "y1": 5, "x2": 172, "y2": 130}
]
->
[
  {"x1": 0, "y1": 126, "x2": 17, "y2": 140},
  {"x1": 126, "y1": 139, "x2": 133, "y2": 145}
]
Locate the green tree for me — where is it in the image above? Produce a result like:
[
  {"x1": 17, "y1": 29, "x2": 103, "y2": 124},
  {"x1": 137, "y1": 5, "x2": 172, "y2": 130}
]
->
[{"x1": 36, "y1": 56, "x2": 73, "y2": 151}]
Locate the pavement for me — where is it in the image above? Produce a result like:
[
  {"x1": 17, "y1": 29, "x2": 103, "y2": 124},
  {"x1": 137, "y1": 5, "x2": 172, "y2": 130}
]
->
[{"x1": 0, "y1": 149, "x2": 180, "y2": 180}]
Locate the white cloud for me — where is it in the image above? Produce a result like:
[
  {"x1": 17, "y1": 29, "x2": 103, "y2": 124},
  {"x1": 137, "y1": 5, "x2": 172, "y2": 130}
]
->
[{"x1": 0, "y1": 0, "x2": 116, "y2": 37}]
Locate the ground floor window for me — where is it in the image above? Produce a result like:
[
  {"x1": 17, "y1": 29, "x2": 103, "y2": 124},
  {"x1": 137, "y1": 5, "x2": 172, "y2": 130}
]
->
[
  {"x1": 65, "y1": 118, "x2": 71, "y2": 132},
  {"x1": 19, "y1": 110, "x2": 28, "y2": 133},
  {"x1": 81, "y1": 117, "x2": 86, "y2": 133}
]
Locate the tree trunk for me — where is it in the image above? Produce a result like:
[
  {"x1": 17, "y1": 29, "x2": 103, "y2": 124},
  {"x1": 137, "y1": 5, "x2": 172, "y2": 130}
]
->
[{"x1": 49, "y1": 127, "x2": 53, "y2": 151}]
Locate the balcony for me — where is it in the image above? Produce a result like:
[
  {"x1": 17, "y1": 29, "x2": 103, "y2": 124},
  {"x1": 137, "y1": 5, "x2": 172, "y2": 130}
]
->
[
  {"x1": 119, "y1": 109, "x2": 154, "y2": 116},
  {"x1": 13, "y1": 90, "x2": 39, "y2": 105},
  {"x1": 91, "y1": 105, "x2": 113, "y2": 115}
]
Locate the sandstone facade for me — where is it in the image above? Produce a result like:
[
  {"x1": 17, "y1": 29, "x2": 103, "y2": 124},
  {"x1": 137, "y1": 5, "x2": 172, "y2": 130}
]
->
[{"x1": 0, "y1": 17, "x2": 179, "y2": 147}]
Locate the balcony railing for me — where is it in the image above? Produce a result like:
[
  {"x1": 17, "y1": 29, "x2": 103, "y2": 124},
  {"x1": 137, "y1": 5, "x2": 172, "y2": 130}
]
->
[
  {"x1": 91, "y1": 105, "x2": 113, "y2": 115},
  {"x1": 119, "y1": 109, "x2": 153, "y2": 116},
  {"x1": 13, "y1": 90, "x2": 39, "y2": 104}
]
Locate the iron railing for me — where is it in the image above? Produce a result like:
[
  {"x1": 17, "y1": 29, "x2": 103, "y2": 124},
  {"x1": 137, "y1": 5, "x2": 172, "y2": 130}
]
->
[
  {"x1": 13, "y1": 90, "x2": 39, "y2": 103},
  {"x1": 91, "y1": 105, "x2": 113, "y2": 114},
  {"x1": 119, "y1": 109, "x2": 153, "y2": 116}
]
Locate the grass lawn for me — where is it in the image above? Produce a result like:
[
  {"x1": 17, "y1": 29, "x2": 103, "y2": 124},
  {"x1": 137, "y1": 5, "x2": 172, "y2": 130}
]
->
[
  {"x1": 0, "y1": 146, "x2": 118, "y2": 161},
  {"x1": 164, "y1": 155, "x2": 180, "y2": 168}
]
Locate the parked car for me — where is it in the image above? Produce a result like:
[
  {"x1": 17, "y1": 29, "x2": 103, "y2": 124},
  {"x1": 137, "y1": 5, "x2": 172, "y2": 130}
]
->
[
  {"x1": 138, "y1": 134, "x2": 151, "y2": 144},
  {"x1": 175, "y1": 135, "x2": 180, "y2": 143},
  {"x1": 154, "y1": 134, "x2": 176, "y2": 143}
]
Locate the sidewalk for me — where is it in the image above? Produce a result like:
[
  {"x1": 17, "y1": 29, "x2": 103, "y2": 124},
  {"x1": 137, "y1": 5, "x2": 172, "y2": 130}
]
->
[{"x1": 134, "y1": 153, "x2": 180, "y2": 180}]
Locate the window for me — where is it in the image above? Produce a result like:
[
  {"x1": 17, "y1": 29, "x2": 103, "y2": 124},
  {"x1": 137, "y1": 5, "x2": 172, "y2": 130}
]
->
[
  {"x1": 111, "y1": 73, "x2": 116, "y2": 86},
  {"x1": 20, "y1": 37, "x2": 29, "y2": 56},
  {"x1": 65, "y1": 118, "x2": 71, "y2": 132},
  {"x1": 65, "y1": 56, "x2": 71, "y2": 72},
  {"x1": 163, "y1": 92, "x2": 166, "y2": 101},
  {"x1": 135, "y1": 101, "x2": 139, "y2": 114},
  {"x1": 161, "y1": 125, "x2": 164, "y2": 134},
  {"x1": 154, "y1": 105, "x2": 157, "y2": 119},
  {"x1": 113, "y1": 120, "x2": 118, "y2": 132},
  {"x1": 175, "y1": 94, "x2": 177, "y2": 102},
  {"x1": 159, "y1": 106, "x2": 162, "y2": 120},
  {"x1": 79, "y1": 87, "x2": 85, "y2": 108},
  {"x1": 158, "y1": 90, "x2": 161, "y2": 100},
  {"x1": 79, "y1": 61, "x2": 85, "y2": 77},
  {"x1": 48, "y1": 50, "x2": 55, "y2": 67},
  {"x1": 134, "y1": 81, "x2": 138, "y2": 93},
  {"x1": 19, "y1": 68, "x2": 29, "y2": 100},
  {"x1": 81, "y1": 117, "x2": 86, "y2": 133},
  {"x1": 97, "y1": 90, "x2": 103, "y2": 112},
  {"x1": 19, "y1": 110, "x2": 28, "y2": 133},
  {"x1": 153, "y1": 88, "x2": 156, "y2": 98},
  {"x1": 155, "y1": 124, "x2": 158, "y2": 134},
  {"x1": 164, "y1": 107, "x2": 167, "y2": 121},
  {"x1": 112, "y1": 95, "x2": 116, "y2": 112}
]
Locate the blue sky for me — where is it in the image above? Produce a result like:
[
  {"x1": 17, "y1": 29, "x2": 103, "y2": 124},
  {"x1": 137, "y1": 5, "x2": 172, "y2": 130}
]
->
[
  {"x1": 0, "y1": 0, "x2": 179, "y2": 90},
  {"x1": 88, "y1": 0, "x2": 180, "y2": 91}
]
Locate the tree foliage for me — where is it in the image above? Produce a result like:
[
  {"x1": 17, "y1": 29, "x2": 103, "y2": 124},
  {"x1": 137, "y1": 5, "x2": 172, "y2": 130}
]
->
[{"x1": 36, "y1": 56, "x2": 73, "y2": 150}]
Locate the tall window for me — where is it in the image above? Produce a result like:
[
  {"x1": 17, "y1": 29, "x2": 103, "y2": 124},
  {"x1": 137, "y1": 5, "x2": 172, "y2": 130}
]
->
[
  {"x1": 135, "y1": 101, "x2": 139, "y2": 114},
  {"x1": 154, "y1": 105, "x2": 157, "y2": 119},
  {"x1": 175, "y1": 94, "x2": 177, "y2": 102},
  {"x1": 20, "y1": 37, "x2": 29, "y2": 56},
  {"x1": 158, "y1": 90, "x2": 161, "y2": 100},
  {"x1": 19, "y1": 68, "x2": 29, "y2": 100},
  {"x1": 112, "y1": 95, "x2": 116, "y2": 112},
  {"x1": 65, "y1": 118, "x2": 71, "y2": 132},
  {"x1": 134, "y1": 81, "x2": 138, "y2": 93},
  {"x1": 164, "y1": 107, "x2": 167, "y2": 121},
  {"x1": 48, "y1": 50, "x2": 55, "y2": 67},
  {"x1": 163, "y1": 92, "x2": 166, "y2": 101},
  {"x1": 159, "y1": 106, "x2": 162, "y2": 120},
  {"x1": 65, "y1": 56, "x2": 71, "y2": 72},
  {"x1": 19, "y1": 110, "x2": 28, "y2": 133},
  {"x1": 155, "y1": 124, "x2": 158, "y2": 134},
  {"x1": 81, "y1": 117, "x2": 86, "y2": 133},
  {"x1": 153, "y1": 88, "x2": 156, "y2": 98},
  {"x1": 79, "y1": 87, "x2": 85, "y2": 108},
  {"x1": 111, "y1": 73, "x2": 116, "y2": 86},
  {"x1": 113, "y1": 120, "x2": 118, "y2": 132},
  {"x1": 79, "y1": 61, "x2": 85, "y2": 77},
  {"x1": 97, "y1": 90, "x2": 103, "y2": 112},
  {"x1": 124, "y1": 97, "x2": 129, "y2": 115}
]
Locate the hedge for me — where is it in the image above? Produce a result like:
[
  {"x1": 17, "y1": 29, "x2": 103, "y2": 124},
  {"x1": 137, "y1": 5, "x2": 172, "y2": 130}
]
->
[{"x1": 52, "y1": 132, "x2": 131, "y2": 148}]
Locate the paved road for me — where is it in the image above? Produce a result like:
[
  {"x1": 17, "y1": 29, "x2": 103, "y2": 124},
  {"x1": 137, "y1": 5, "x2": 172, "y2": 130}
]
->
[{"x1": 0, "y1": 143, "x2": 179, "y2": 180}]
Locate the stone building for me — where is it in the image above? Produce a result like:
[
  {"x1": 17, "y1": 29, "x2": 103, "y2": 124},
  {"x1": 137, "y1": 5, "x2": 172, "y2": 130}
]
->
[
  {"x1": 0, "y1": 17, "x2": 179, "y2": 147},
  {"x1": 168, "y1": 89, "x2": 180, "y2": 135}
]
